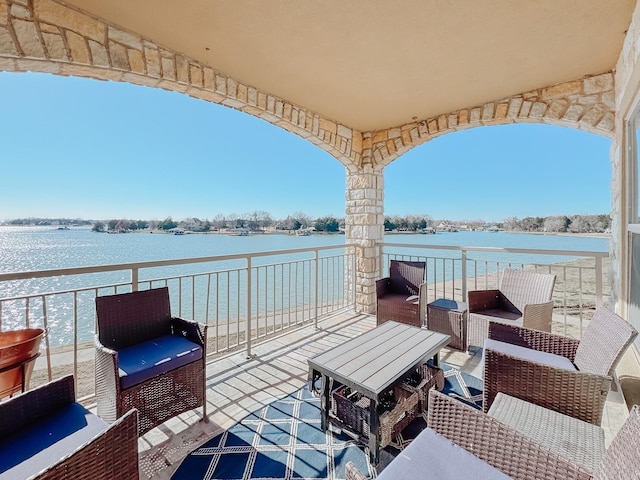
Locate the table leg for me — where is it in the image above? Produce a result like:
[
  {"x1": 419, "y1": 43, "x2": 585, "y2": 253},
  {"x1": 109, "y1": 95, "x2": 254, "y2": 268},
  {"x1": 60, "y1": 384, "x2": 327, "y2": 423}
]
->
[
  {"x1": 368, "y1": 397, "x2": 380, "y2": 465},
  {"x1": 320, "y1": 374, "x2": 330, "y2": 431},
  {"x1": 432, "y1": 351, "x2": 440, "y2": 367}
]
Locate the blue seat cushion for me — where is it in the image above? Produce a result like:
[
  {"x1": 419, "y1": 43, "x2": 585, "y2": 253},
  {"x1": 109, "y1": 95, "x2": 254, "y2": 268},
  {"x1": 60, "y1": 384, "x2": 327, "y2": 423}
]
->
[
  {"x1": 0, "y1": 402, "x2": 108, "y2": 479},
  {"x1": 118, "y1": 334, "x2": 203, "y2": 390}
]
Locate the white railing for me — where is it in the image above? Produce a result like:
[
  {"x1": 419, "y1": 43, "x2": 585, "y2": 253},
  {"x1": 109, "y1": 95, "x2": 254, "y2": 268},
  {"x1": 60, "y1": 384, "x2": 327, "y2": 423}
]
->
[
  {"x1": 382, "y1": 242, "x2": 609, "y2": 337},
  {"x1": 0, "y1": 242, "x2": 609, "y2": 400},
  {"x1": 0, "y1": 245, "x2": 356, "y2": 399}
]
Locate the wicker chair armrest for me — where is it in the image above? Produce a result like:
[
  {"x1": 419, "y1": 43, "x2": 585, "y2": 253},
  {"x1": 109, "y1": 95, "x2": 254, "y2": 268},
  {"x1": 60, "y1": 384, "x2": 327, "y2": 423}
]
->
[
  {"x1": 418, "y1": 282, "x2": 428, "y2": 321},
  {"x1": 345, "y1": 461, "x2": 368, "y2": 480},
  {"x1": 427, "y1": 390, "x2": 591, "y2": 480},
  {"x1": 0, "y1": 375, "x2": 75, "y2": 437},
  {"x1": 94, "y1": 336, "x2": 121, "y2": 423},
  {"x1": 488, "y1": 321, "x2": 580, "y2": 359},
  {"x1": 521, "y1": 301, "x2": 555, "y2": 332},
  {"x1": 468, "y1": 289, "x2": 501, "y2": 312},
  {"x1": 482, "y1": 347, "x2": 611, "y2": 425},
  {"x1": 35, "y1": 408, "x2": 140, "y2": 480},
  {"x1": 375, "y1": 277, "x2": 391, "y2": 297},
  {"x1": 171, "y1": 317, "x2": 208, "y2": 349}
]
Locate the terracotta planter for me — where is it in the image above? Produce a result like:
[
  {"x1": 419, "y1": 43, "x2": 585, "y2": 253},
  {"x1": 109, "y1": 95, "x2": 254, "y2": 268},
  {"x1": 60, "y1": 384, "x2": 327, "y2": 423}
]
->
[{"x1": 0, "y1": 328, "x2": 44, "y2": 398}]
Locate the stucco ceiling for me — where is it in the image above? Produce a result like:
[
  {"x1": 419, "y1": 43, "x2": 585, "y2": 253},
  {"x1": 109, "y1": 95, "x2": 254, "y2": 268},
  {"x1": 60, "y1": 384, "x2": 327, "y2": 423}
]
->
[{"x1": 62, "y1": 0, "x2": 635, "y2": 132}]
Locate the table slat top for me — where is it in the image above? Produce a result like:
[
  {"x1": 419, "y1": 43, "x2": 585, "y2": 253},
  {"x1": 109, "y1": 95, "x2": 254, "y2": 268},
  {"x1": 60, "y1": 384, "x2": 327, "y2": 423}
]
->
[{"x1": 308, "y1": 321, "x2": 449, "y2": 397}]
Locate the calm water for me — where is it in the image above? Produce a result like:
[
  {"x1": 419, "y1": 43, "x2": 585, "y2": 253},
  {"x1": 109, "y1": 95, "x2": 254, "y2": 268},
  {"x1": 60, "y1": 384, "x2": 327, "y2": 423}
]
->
[
  {"x1": 0, "y1": 226, "x2": 609, "y2": 299},
  {"x1": 0, "y1": 226, "x2": 608, "y2": 277},
  {"x1": 0, "y1": 226, "x2": 608, "y2": 346}
]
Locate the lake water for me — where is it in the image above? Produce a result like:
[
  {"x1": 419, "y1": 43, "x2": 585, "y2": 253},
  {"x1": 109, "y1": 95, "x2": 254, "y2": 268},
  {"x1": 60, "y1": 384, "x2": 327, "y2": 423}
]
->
[
  {"x1": 0, "y1": 226, "x2": 608, "y2": 276},
  {"x1": 0, "y1": 226, "x2": 608, "y2": 346},
  {"x1": 0, "y1": 226, "x2": 609, "y2": 301}
]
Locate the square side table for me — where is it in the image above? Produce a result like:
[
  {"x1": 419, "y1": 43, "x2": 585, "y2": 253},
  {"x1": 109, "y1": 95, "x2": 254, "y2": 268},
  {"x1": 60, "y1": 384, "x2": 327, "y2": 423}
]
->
[{"x1": 427, "y1": 298, "x2": 468, "y2": 352}]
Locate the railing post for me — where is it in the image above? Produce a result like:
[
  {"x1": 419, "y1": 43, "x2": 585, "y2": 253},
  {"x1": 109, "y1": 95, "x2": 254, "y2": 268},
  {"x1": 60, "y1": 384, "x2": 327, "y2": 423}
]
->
[
  {"x1": 42, "y1": 295, "x2": 52, "y2": 381},
  {"x1": 461, "y1": 249, "x2": 468, "y2": 301},
  {"x1": 132, "y1": 267, "x2": 139, "y2": 291},
  {"x1": 314, "y1": 249, "x2": 319, "y2": 329},
  {"x1": 246, "y1": 257, "x2": 254, "y2": 358},
  {"x1": 352, "y1": 249, "x2": 357, "y2": 309},
  {"x1": 595, "y1": 255, "x2": 603, "y2": 308}
]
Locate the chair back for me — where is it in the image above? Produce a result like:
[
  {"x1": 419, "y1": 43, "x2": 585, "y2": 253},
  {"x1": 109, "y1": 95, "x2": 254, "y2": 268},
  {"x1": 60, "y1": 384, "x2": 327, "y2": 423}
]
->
[
  {"x1": 593, "y1": 404, "x2": 640, "y2": 480},
  {"x1": 95, "y1": 287, "x2": 173, "y2": 350},
  {"x1": 389, "y1": 260, "x2": 425, "y2": 296},
  {"x1": 499, "y1": 268, "x2": 556, "y2": 312},
  {"x1": 574, "y1": 307, "x2": 638, "y2": 376}
]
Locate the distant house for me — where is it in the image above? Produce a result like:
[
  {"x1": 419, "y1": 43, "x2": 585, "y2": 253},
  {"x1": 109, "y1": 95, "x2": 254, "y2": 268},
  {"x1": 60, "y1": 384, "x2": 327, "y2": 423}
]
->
[{"x1": 180, "y1": 217, "x2": 208, "y2": 232}]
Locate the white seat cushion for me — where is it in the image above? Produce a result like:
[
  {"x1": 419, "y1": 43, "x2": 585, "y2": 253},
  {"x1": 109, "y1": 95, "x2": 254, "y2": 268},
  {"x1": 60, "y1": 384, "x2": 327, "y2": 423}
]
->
[
  {"x1": 483, "y1": 339, "x2": 577, "y2": 371},
  {"x1": 376, "y1": 427, "x2": 512, "y2": 479}
]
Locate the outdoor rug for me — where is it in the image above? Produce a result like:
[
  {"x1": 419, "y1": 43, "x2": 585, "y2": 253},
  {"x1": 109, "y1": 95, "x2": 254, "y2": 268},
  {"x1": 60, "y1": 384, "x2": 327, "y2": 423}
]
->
[{"x1": 171, "y1": 363, "x2": 482, "y2": 480}]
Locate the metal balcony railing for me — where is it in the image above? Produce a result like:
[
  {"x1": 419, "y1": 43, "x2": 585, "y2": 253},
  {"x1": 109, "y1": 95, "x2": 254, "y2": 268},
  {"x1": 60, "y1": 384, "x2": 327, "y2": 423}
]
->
[
  {"x1": 382, "y1": 242, "x2": 609, "y2": 338},
  {"x1": 0, "y1": 242, "x2": 608, "y2": 401},
  {"x1": 0, "y1": 244, "x2": 356, "y2": 400}
]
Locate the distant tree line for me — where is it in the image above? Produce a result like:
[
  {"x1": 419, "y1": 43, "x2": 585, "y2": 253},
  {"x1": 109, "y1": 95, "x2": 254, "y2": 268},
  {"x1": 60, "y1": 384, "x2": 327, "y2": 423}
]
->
[
  {"x1": 502, "y1": 214, "x2": 611, "y2": 233},
  {"x1": 89, "y1": 211, "x2": 344, "y2": 233},
  {"x1": 8, "y1": 213, "x2": 611, "y2": 235},
  {"x1": 7, "y1": 218, "x2": 93, "y2": 226},
  {"x1": 384, "y1": 215, "x2": 431, "y2": 232},
  {"x1": 383, "y1": 214, "x2": 611, "y2": 234}
]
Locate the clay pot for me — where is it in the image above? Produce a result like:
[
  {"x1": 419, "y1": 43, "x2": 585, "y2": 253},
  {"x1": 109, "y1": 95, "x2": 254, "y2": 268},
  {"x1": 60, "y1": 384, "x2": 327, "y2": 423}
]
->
[{"x1": 0, "y1": 328, "x2": 44, "y2": 398}]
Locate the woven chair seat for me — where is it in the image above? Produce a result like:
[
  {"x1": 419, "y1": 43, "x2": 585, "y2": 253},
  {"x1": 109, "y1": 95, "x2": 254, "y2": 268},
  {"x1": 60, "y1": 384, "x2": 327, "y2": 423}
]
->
[
  {"x1": 468, "y1": 268, "x2": 556, "y2": 347},
  {"x1": 376, "y1": 260, "x2": 426, "y2": 327},
  {"x1": 0, "y1": 375, "x2": 138, "y2": 480},
  {"x1": 483, "y1": 307, "x2": 638, "y2": 425},
  {"x1": 95, "y1": 287, "x2": 208, "y2": 435},
  {"x1": 348, "y1": 389, "x2": 640, "y2": 480}
]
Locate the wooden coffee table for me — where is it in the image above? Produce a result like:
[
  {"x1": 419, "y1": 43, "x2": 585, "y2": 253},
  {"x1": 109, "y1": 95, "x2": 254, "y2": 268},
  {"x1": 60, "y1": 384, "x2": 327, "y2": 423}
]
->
[{"x1": 307, "y1": 321, "x2": 450, "y2": 464}]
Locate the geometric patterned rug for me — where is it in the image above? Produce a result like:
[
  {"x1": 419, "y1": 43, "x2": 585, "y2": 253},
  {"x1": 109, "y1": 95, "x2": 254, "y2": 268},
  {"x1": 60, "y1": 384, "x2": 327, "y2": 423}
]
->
[{"x1": 171, "y1": 363, "x2": 482, "y2": 480}]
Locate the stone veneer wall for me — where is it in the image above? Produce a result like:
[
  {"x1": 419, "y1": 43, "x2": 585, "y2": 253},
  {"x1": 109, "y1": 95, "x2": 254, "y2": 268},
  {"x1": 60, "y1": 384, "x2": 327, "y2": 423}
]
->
[{"x1": 0, "y1": 0, "x2": 619, "y2": 314}]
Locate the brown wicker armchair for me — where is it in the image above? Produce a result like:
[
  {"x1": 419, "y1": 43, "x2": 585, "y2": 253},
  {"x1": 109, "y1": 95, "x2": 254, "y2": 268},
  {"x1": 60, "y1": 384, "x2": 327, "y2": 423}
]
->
[
  {"x1": 468, "y1": 268, "x2": 556, "y2": 347},
  {"x1": 0, "y1": 375, "x2": 138, "y2": 480},
  {"x1": 346, "y1": 389, "x2": 640, "y2": 480},
  {"x1": 376, "y1": 260, "x2": 426, "y2": 327},
  {"x1": 483, "y1": 306, "x2": 638, "y2": 425},
  {"x1": 95, "y1": 287, "x2": 208, "y2": 435}
]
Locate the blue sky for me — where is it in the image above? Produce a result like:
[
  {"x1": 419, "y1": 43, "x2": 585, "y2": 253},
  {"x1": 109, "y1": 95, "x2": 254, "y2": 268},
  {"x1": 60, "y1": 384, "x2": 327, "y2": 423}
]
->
[{"x1": 1, "y1": 72, "x2": 612, "y2": 223}]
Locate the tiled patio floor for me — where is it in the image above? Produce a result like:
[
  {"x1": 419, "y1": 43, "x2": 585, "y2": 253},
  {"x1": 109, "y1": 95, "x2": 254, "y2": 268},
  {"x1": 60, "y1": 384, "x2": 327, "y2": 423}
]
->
[{"x1": 136, "y1": 311, "x2": 632, "y2": 479}]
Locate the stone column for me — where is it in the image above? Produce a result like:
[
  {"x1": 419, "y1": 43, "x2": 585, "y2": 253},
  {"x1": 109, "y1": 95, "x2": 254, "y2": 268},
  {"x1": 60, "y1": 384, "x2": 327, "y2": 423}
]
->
[{"x1": 344, "y1": 166, "x2": 385, "y2": 314}]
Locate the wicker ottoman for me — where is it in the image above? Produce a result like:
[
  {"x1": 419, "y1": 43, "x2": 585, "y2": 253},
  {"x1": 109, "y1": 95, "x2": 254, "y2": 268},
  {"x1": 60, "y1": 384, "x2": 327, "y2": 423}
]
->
[{"x1": 427, "y1": 299, "x2": 468, "y2": 352}]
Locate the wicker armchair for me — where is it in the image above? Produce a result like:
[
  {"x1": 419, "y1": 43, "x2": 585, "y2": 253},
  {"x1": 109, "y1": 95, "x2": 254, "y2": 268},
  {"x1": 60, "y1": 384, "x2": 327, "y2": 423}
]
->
[
  {"x1": 468, "y1": 268, "x2": 556, "y2": 347},
  {"x1": 0, "y1": 375, "x2": 138, "y2": 480},
  {"x1": 376, "y1": 260, "x2": 426, "y2": 327},
  {"x1": 346, "y1": 389, "x2": 640, "y2": 480},
  {"x1": 95, "y1": 287, "x2": 208, "y2": 435},
  {"x1": 483, "y1": 306, "x2": 638, "y2": 425}
]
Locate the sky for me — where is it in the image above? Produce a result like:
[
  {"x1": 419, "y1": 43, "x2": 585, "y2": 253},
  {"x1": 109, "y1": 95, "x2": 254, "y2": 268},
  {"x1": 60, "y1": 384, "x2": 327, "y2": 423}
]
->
[{"x1": 1, "y1": 72, "x2": 612, "y2": 223}]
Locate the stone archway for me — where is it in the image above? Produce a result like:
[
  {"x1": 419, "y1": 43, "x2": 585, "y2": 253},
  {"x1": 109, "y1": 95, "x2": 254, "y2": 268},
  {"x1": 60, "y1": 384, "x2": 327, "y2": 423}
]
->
[
  {"x1": 362, "y1": 72, "x2": 615, "y2": 168},
  {"x1": 0, "y1": 0, "x2": 362, "y2": 168}
]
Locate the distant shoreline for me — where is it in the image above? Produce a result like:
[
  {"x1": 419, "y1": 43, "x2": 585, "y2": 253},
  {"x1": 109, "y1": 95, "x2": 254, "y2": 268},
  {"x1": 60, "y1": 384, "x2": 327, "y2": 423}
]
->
[
  {"x1": 507, "y1": 231, "x2": 611, "y2": 239},
  {"x1": 0, "y1": 224, "x2": 611, "y2": 239}
]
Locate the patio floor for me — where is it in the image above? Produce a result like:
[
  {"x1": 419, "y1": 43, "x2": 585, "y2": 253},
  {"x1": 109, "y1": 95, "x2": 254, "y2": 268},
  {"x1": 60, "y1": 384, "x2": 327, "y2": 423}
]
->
[{"x1": 136, "y1": 310, "x2": 632, "y2": 479}]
